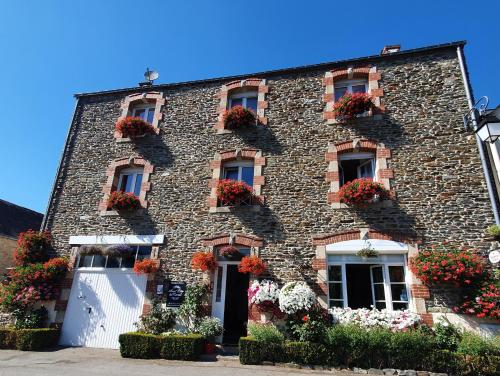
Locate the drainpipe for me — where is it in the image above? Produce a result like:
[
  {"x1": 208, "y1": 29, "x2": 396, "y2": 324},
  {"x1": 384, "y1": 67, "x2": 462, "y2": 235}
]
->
[
  {"x1": 41, "y1": 98, "x2": 80, "y2": 230},
  {"x1": 457, "y1": 46, "x2": 500, "y2": 224}
]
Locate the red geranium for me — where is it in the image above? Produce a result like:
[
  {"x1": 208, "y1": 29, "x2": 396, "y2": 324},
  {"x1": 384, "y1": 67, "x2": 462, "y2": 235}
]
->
[
  {"x1": 191, "y1": 252, "x2": 218, "y2": 272},
  {"x1": 453, "y1": 281, "x2": 500, "y2": 319},
  {"x1": 115, "y1": 117, "x2": 156, "y2": 138},
  {"x1": 223, "y1": 106, "x2": 256, "y2": 129},
  {"x1": 13, "y1": 230, "x2": 52, "y2": 266},
  {"x1": 216, "y1": 179, "x2": 253, "y2": 206},
  {"x1": 238, "y1": 256, "x2": 266, "y2": 276},
  {"x1": 332, "y1": 92, "x2": 374, "y2": 121},
  {"x1": 410, "y1": 243, "x2": 486, "y2": 286},
  {"x1": 338, "y1": 178, "x2": 388, "y2": 206},
  {"x1": 133, "y1": 259, "x2": 159, "y2": 275},
  {"x1": 107, "y1": 191, "x2": 141, "y2": 211}
]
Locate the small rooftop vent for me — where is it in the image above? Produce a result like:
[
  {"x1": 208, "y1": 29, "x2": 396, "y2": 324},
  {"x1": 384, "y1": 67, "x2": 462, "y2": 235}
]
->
[{"x1": 380, "y1": 44, "x2": 401, "y2": 55}]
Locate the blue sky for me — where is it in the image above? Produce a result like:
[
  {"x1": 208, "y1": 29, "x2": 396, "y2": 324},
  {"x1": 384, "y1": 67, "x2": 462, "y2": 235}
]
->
[{"x1": 1, "y1": 0, "x2": 499, "y2": 213}]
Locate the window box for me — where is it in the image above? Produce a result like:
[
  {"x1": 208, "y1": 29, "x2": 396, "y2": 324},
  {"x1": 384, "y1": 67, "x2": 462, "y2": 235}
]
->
[
  {"x1": 223, "y1": 106, "x2": 257, "y2": 130},
  {"x1": 115, "y1": 117, "x2": 156, "y2": 139},
  {"x1": 216, "y1": 179, "x2": 253, "y2": 207},
  {"x1": 332, "y1": 93, "x2": 374, "y2": 122},
  {"x1": 107, "y1": 191, "x2": 142, "y2": 212},
  {"x1": 338, "y1": 178, "x2": 389, "y2": 206}
]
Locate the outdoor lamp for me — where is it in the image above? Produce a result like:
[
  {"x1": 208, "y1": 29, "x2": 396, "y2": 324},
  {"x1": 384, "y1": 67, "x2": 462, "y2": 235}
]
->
[{"x1": 475, "y1": 105, "x2": 500, "y2": 143}]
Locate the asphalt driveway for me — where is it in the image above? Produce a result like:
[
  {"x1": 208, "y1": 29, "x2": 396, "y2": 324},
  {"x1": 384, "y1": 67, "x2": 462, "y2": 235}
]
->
[{"x1": 0, "y1": 347, "x2": 354, "y2": 376}]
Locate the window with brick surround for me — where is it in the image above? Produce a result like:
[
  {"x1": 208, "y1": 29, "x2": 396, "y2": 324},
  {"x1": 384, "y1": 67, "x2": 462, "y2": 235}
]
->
[
  {"x1": 228, "y1": 89, "x2": 258, "y2": 111},
  {"x1": 339, "y1": 152, "x2": 375, "y2": 186},
  {"x1": 117, "y1": 168, "x2": 143, "y2": 196},
  {"x1": 131, "y1": 104, "x2": 156, "y2": 124},
  {"x1": 334, "y1": 79, "x2": 368, "y2": 101}
]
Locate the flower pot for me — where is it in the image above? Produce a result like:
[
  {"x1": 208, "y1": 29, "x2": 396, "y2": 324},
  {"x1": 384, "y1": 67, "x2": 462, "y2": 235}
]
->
[
  {"x1": 260, "y1": 311, "x2": 273, "y2": 323},
  {"x1": 204, "y1": 342, "x2": 216, "y2": 354}
]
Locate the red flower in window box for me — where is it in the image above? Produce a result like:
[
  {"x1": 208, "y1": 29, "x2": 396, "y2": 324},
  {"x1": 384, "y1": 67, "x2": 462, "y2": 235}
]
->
[
  {"x1": 107, "y1": 191, "x2": 142, "y2": 211},
  {"x1": 410, "y1": 243, "x2": 486, "y2": 287},
  {"x1": 238, "y1": 256, "x2": 267, "y2": 276},
  {"x1": 219, "y1": 245, "x2": 241, "y2": 260},
  {"x1": 216, "y1": 179, "x2": 253, "y2": 206},
  {"x1": 223, "y1": 106, "x2": 256, "y2": 129},
  {"x1": 133, "y1": 259, "x2": 159, "y2": 275},
  {"x1": 115, "y1": 116, "x2": 156, "y2": 138},
  {"x1": 332, "y1": 93, "x2": 374, "y2": 121},
  {"x1": 338, "y1": 178, "x2": 388, "y2": 206},
  {"x1": 191, "y1": 252, "x2": 218, "y2": 272}
]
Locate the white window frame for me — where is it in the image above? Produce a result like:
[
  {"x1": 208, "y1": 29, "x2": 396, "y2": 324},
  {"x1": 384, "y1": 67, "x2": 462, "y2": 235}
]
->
[
  {"x1": 117, "y1": 168, "x2": 143, "y2": 195},
  {"x1": 228, "y1": 91, "x2": 258, "y2": 110},
  {"x1": 333, "y1": 79, "x2": 368, "y2": 102},
  {"x1": 77, "y1": 245, "x2": 152, "y2": 270},
  {"x1": 339, "y1": 152, "x2": 376, "y2": 186},
  {"x1": 327, "y1": 256, "x2": 411, "y2": 312},
  {"x1": 222, "y1": 160, "x2": 254, "y2": 183},
  {"x1": 131, "y1": 103, "x2": 156, "y2": 123}
]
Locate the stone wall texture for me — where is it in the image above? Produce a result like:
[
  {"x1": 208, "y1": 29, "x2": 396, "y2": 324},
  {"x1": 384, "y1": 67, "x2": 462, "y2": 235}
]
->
[{"x1": 43, "y1": 47, "x2": 496, "y2": 312}]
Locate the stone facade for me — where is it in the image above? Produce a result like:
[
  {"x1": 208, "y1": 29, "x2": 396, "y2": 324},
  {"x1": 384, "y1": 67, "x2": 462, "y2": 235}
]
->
[{"x1": 43, "y1": 43, "x2": 495, "y2": 322}]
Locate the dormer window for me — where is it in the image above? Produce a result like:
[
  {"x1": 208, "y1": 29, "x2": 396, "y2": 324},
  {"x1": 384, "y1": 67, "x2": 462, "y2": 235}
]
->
[
  {"x1": 334, "y1": 79, "x2": 368, "y2": 101},
  {"x1": 117, "y1": 168, "x2": 143, "y2": 196},
  {"x1": 228, "y1": 90, "x2": 258, "y2": 111},
  {"x1": 339, "y1": 152, "x2": 375, "y2": 186},
  {"x1": 222, "y1": 160, "x2": 254, "y2": 186},
  {"x1": 132, "y1": 104, "x2": 155, "y2": 124}
]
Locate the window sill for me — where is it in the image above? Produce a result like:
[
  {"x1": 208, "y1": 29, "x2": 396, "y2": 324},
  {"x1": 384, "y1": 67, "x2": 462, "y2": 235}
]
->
[
  {"x1": 209, "y1": 205, "x2": 262, "y2": 214},
  {"x1": 331, "y1": 199, "x2": 393, "y2": 210},
  {"x1": 99, "y1": 208, "x2": 147, "y2": 217},
  {"x1": 216, "y1": 129, "x2": 234, "y2": 135},
  {"x1": 326, "y1": 113, "x2": 383, "y2": 125}
]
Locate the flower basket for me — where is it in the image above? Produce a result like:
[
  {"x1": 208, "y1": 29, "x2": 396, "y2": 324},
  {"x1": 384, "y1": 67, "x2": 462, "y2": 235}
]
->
[
  {"x1": 338, "y1": 178, "x2": 388, "y2": 206},
  {"x1": 216, "y1": 179, "x2": 253, "y2": 206},
  {"x1": 278, "y1": 281, "x2": 316, "y2": 315},
  {"x1": 238, "y1": 256, "x2": 266, "y2": 276},
  {"x1": 356, "y1": 247, "x2": 379, "y2": 259},
  {"x1": 102, "y1": 244, "x2": 134, "y2": 257},
  {"x1": 133, "y1": 259, "x2": 159, "y2": 274},
  {"x1": 107, "y1": 191, "x2": 142, "y2": 211},
  {"x1": 332, "y1": 92, "x2": 374, "y2": 121},
  {"x1": 191, "y1": 252, "x2": 218, "y2": 272},
  {"x1": 115, "y1": 117, "x2": 156, "y2": 138},
  {"x1": 78, "y1": 245, "x2": 104, "y2": 256},
  {"x1": 218, "y1": 245, "x2": 241, "y2": 260},
  {"x1": 248, "y1": 280, "x2": 280, "y2": 318},
  {"x1": 223, "y1": 106, "x2": 256, "y2": 129}
]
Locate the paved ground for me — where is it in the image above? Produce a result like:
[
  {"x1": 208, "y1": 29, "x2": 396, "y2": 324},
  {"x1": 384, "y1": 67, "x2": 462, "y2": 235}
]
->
[{"x1": 0, "y1": 347, "x2": 354, "y2": 376}]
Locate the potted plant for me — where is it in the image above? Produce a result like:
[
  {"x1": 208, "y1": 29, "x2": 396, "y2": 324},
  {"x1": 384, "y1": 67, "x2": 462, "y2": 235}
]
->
[
  {"x1": 216, "y1": 179, "x2": 253, "y2": 206},
  {"x1": 197, "y1": 316, "x2": 223, "y2": 354},
  {"x1": 338, "y1": 178, "x2": 388, "y2": 206},
  {"x1": 357, "y1": 247, "x2": 379, "y2": 259},
  {"x1": 238, "y1": 256, "x2": 267, "y2": 276},
  {"x1": 133, "y1": 259, "x2": 159, "y2": 274},
  {"x1": 191, "y1": 252, "x2": 218, "y2": 272},
  {"x1": 278, "y1": 281, "x2": 316, "y2": 315},
  {"x1": 102, "y1": 244, "x2": 134, "y2": 257},
  {"x1": 218, "y1": 245, "x2": 241, "y2": 260},
  {"x1": 332, "y1": 92, "x2": 374, "y2": 121},
  {"x1": 107, "y1": 191, "x2": 142, "y2": 211},
  {"x1": 223, "y1": 105, "x2": 256, "y2": 130},
  {"x1": 78, "y1": 244, "x2": 104, "y2": 256},
  {"x1": 115, "y1": 116, "x2": 156, "y2": 138},
  {"x1": 486, "y1": 225, "x2": 500, "y2": 240},
  {"x1": 248, "y1": 280, "x2": 281, "y2": 322}
]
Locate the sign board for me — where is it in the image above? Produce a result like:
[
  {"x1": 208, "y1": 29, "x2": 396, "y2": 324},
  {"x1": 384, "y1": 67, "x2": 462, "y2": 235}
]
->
[
  {"x1": 166, "y1": 282, "x2": 186, "y2": 307},
  {"x1": 489, "y1": 250, "x2": 500, "y2": 264}
]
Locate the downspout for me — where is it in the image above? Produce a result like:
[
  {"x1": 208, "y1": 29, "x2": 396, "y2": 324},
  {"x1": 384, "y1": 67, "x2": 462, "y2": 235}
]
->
[
  {"x1": 41, "y1": 98, "x2": 80, "y2": 230},
  {"x1": 457, "y1": 46, "x2": 500, "y2": 224}
]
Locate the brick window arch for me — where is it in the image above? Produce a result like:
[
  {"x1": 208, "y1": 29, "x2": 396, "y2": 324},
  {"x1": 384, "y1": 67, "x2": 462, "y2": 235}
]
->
[
  {"x1": 115, "y1": 92, "x2": 166, "y2": 140},
  {"x1": 98, "y1": 156, "x2": 154, "y2": 215},
  {"x1": 215, "y1": 78, "x2": 269, "y2": 133},
  {"x1": 323, "y1": 66, "x2": 384, "y2": 124},
  {"x1": 208, "y1": 148, "x2": 266, "y2": 212},
  {"x1": 202, "y1": 233, "x2": 264, "y2": 249},
  {"x1": 325, "y1": 139, "x2": 394, "y2": 208}
]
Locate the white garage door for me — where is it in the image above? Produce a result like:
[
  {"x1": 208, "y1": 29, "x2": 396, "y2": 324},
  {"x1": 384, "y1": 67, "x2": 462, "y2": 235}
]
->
[{"x1": 60, "y1": 269, "x2": 147, "y2": 349}]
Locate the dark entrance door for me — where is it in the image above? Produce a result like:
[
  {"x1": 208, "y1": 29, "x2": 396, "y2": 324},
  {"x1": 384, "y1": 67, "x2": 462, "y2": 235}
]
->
[
  {"x1": 222, "y1": 265, "x2": 249, "y2": 344},
  {"x1": 346, "y1": 264, "x2": 373, "y2": 309}
]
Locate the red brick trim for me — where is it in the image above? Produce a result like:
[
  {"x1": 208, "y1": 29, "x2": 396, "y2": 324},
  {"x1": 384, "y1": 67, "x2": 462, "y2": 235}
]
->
[
  {"x1": 201, "y1": 233, "x2": 264, "y2": 248},
  {"x1": 215, "y1": 78, "x2": 269, "y2": 132},
  {"x1": 98, "y1": 156, "x2": 154, "y2": 214},
  {"x1": 411, "y1": 284, "x2": 430, "y2": 299},
  {"x1": 311, "y1": 258, "x2": 327, "y2": 270},
  {"x1": 420, "y1": 313, "x2": 434, "y2": 326},
  {"x1": 142, "y1": 304, "x2": 151, "y2": 316},
  {"x1": 208, "y1": 149, "x2": 266, "y2": 211},
  {"x1": 323, "y1": 66, "x2": 384, "y2": 124},
  {"x1": 313, "y1": 282, "x2": 328, "y2": 296},
  {"x1": 115, "y1": 92, "x2": 165, "y2": 140},
  {"x1": 312, "y1": 229, "x2": 419, "y2": 246}
]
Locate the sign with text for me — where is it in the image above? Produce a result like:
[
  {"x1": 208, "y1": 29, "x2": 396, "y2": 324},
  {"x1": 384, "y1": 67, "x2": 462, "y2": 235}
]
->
[{"x1": 166, "y1": 282, "x2": 186, "y2": 307}]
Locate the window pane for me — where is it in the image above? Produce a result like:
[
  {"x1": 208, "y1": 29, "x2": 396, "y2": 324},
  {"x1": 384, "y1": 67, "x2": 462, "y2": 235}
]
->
[
  {"x1": 106, "y1": 256, "x2": 121, "y2": 268},
  {"x1": 328, "y1": 265, "x2": 342, "y2": 281},
  {"x1": 329, "y1": 283, "x2": 343, "y2": 300},
  {"x1": 358, "y1": 160, "x2": 374, "y2": 178},
  {"x1": 79, "y1": 255, "x2": 93, "y2": 268},
  {"x1": 371, "y1": 267, "x2": 384, "y2": 283},
  {"x1": 334, "y1": 87, "x2": 348, "y2": 101},
  {"x1": 137, "y1": 246, "x2": 152, "y2": 260},
  {"x1": 124, "y1": 175, "x2": 134, "y2": 193},
  {"x1": 92, "y1": 255, "x2": 106, "y2": 268},
  {"x1": 134, "y1": 174, "x2": 143, "y2": 196},
  {"x1": 391, "y1": 285, "x2": 408, "y2": 302},
  {"x1": 241, "y1": 166, "x2": 254, "y2": 186},
  {"x1": 230, "y1": 98, "x2": 243, "y2": 108},
  {"x1": 246, "y1": 97, "x2": 258, "y2": 111},
  {"x1": 393, "y1": 302, "x2": 409, "y2": 310},
  {"x1": 352, "y1": 84, "x2": 366, "y2": 94},
  {"x1": 146, "y1": 108, "x2": 155, "y2": 123},
  {"x1": 215, "y1": 267, "x2": 223, "y2": 302},
  {"x1": 330, "y1": 300, "x2": 344, "y2": 308},
  {"x1": 238, "y1": 248, "x2": 251, "y2": 256},
  {"x1": 389, "y1": 266, "x2": 405, "y2": 282},
  {"x1": 374, "y1": 284, "x2": 385, "y2": 300},
  {"x1": 224, "y1": 167, "x2": 239, "y2": 181},
  {"x1": 134, "y1": 108, "x2": 146, "y2": 120},
  {"x1": 119, "y1": 174, "x2": 130, "y2": 192},
  {"x1": 375, "y1": 301, "x2": 386, "y2": 309},
  {"x1": 122, "y1": 255, "x2": 135, "y2": 268}
]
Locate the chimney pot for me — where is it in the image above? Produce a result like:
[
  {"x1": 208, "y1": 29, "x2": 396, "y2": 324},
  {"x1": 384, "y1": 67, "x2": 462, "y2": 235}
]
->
[{"x1": 381, "y1": 44, "x2": 401, "y2": 55}]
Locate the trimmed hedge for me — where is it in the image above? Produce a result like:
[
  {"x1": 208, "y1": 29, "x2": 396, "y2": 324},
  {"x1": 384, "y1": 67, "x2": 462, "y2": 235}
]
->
[
  {"x1": 119, "y1": 332, "x2": 204, "y2": 360},
  {"x1": 0, "y1": 328, "x2": 60, "y2": 351},
  {"x1": 0, "y1": 329, "x2": 16, "y2": 349}
]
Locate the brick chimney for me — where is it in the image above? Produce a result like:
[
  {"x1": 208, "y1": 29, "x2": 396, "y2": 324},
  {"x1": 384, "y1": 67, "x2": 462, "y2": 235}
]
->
[{"x1": 380, "y1": 44, "x2": 401, "y2": 55}]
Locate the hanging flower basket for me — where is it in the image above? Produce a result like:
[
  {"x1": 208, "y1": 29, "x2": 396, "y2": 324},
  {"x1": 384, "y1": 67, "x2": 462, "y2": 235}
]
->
[
  {"x1": 248, "y1": 280, "x2": 280, "y2": 310},
  {"x1": 191, "y1": 252, "x2": 218, "y2": 272},
  {"x1": 357, "y1": 247, "x2": 379, "y2": 259},
  {"x1": 216, "y1": 179, "x2": 253, "y2": 206},
  {"x1": 78, "y1": 245, "x2": 104, "y2": 256},
  {"x1": 133, "y1": 259, "x2": 159, "y2": 274},
  {"x1": 238, "y1": 256, "x2": 267, "y2": 276},
  {"x1": 223, "y1": 106, "x2": 256, "y2": 129},
  {"x1": 338, "y1": 178, "x2": 388, "y2": 206},
  {"x1": 102, "y1": 244, "x2": 134, "y2": 257},
  {"x1": 332, "y1": 92, "x2": 374, "y2": 121},
  {"x1": 218, "y1": 245, "x2": 241, "y2": 260},
  {"x1": 115, "y1": 117, "x2": 156, "y2": 138},
  {"x1": 107, "y1": 191, "x2": 142, "y2": 211}
]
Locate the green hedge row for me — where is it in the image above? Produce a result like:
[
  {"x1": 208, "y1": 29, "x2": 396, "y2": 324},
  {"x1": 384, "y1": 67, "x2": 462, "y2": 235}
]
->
[
  {"x1": 119, "y1": 332, "x2": 204, "y2": 360},
  {"x1": 0, "y1": 328, "x2": 60, "y2": 351}
]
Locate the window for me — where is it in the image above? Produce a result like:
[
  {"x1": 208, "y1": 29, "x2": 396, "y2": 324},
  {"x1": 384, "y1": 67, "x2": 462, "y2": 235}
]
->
[
  {"x1": 228, "y1": 91, "x2": 258, "y2": 112},
  {"x1": 222, "y1": 160, "x2": 254, "y2": 186},
  {"x1": 117, "y1": 168, "x2": 143, "y2": 196},
  {"x1": 132, "y1": 105, "x2": 155, "y2": 124},
  {"x1": 334, "y1": 79, "x2": 368, "y2": 101},
  {"x1": 78, "y1": 245, "x2": 152, "y2": 269},
  {"x1": 339, "y1": 152, "x2": 375, "y2": 186}
]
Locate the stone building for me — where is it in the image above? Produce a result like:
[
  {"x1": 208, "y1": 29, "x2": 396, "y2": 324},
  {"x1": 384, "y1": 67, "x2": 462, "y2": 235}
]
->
[{"x1": 42, "y1": 40, "x2": 496, "y2": 348}]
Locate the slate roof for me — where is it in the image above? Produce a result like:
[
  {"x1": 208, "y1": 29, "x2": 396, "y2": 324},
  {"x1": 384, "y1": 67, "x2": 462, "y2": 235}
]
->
[{"x1": 0, "y1": 199, "x2": 43, "y2": 239}]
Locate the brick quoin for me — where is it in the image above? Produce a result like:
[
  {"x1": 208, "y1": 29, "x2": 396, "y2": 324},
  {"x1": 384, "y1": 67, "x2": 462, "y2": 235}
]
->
[
  {"x1": 311, "y1": 258, "x2": 327, "y2": 270},
  {"x1": 411, "y1": 284, "x2": 431, "y2": 299},
  {"x1": 420, "y1": 313, "x2": 434, "y2": 326}
]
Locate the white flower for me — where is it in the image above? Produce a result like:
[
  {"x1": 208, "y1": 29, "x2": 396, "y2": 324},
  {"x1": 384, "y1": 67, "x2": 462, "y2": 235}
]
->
[
  {"x1": 278, "y1": 281, "x2": 316, "y2": 314},
  {"x1": 248, "y1": 280, "x2": 280, "y2": 305},
  {"x1": 329, "y1": 307, "x2": 421, "y2": 331}
]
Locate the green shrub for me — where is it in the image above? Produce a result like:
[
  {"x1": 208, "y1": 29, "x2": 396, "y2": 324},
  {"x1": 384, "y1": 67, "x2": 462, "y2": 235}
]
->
[
  {"x1": 325, "y1": 324, "x2": 370, "y2": 367},
  {"x1": 365, "y1": 327, "x2": 391, "y2": 369},
  {"x1": 12, "y1": 307, "x2": 48, "y2": 330},
  {"x1": 284, "y1": 341, "x2": 329, "y2": 365},
  {"x1": 135, "y1": 299, "x2": 176, "y2": 335},
  {"x1": 239, "y1": 337, "x2": 264, "y2": 364},
  {"x1": 160, "y1": 334, "x2": 204, "y2": 360},
  {"x1": 197, "y1": 317, "x2": 223, "y2": 342},
  {"x1": 15, "y1": 328, "x2": 60, "y2": 351},
  {"x1": 119, "y1": 332, "x2": 163, "y2": 359},
  {"x1": 433, "y1": 320, "x2": 462, "y2": 351},
  {"x1": 456, "y1": 331, "x2": 500, "y2": 357},
  {"x1": 247, "y1": 323, "x2": 284, "y2": 344},
  {"x1": 487, "y1": 225, "x2": 500, "y2": 238},
  {"x1": 0, "y1": 328, "x2": 16, "y2": 349},
  {"x1": 389, "y1": 328, "x2": 435, "y2": 370}
]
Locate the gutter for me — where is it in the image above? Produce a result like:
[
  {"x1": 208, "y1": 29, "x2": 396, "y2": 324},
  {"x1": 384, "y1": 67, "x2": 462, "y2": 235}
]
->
[
  {"x1": 456, "y1": 46, "x2": 500, "y2": 224},
  {"x1": 41, "y1": 98, "x2": 80, "y2": 230}
]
